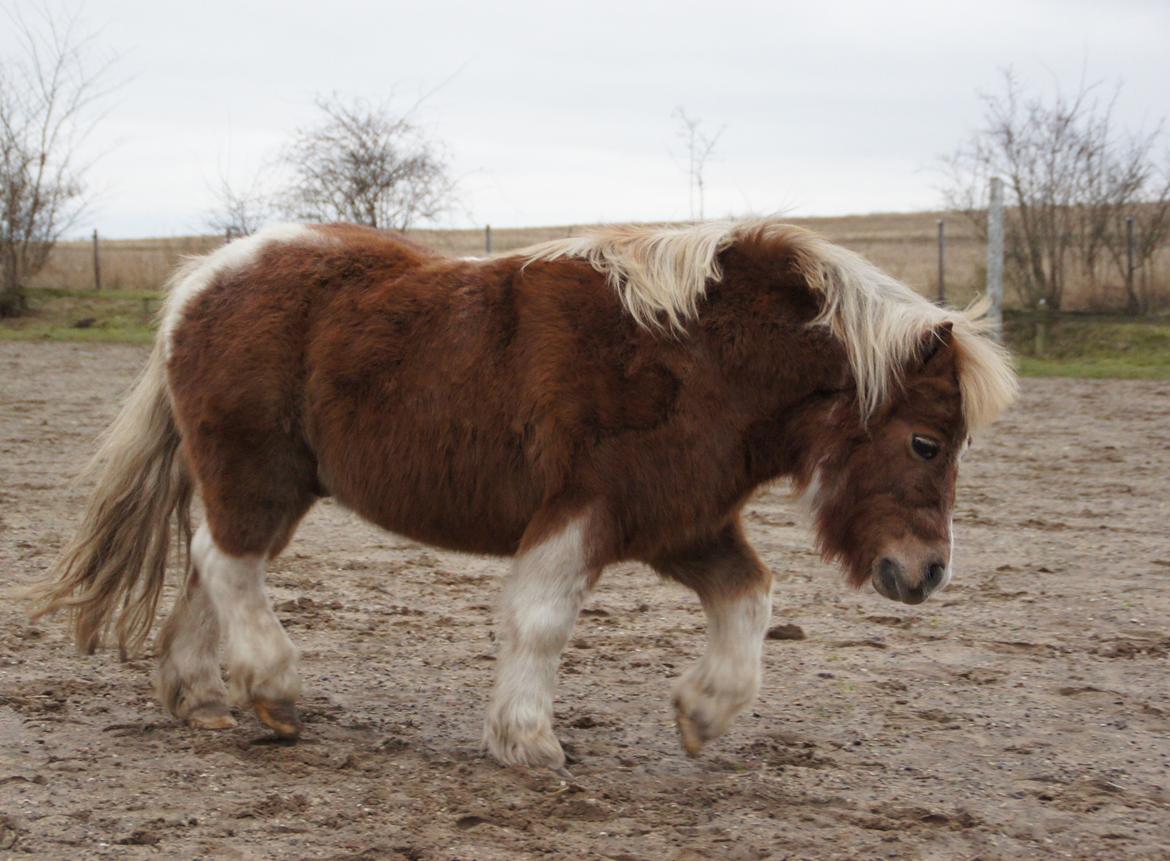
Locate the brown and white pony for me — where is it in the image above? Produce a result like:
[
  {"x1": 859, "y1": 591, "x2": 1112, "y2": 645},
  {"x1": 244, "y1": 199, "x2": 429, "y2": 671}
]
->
[{"x1": 32, "y1": 218, "x2": 1017, "y2": 770}]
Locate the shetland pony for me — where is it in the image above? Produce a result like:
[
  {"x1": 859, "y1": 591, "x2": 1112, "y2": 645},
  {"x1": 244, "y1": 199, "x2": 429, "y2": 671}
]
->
[{"x1": 32, "y1": 219, "x2": 1016, "y2": 769}]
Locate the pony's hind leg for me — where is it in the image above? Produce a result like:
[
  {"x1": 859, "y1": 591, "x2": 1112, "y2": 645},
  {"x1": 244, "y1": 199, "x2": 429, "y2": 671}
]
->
[
  {"x1": 156, "y1": 565, "x2": 234, "y2": 729},
  {"x1": 485, "y1": 511, "x2": 598, "y2": 770},
  {"x1": 165, "y1": 306, "x2": 320, "y2": 737},
  {"x1": 652, "y1": 520, "x2": 773, "y2": 756},
  {"x1": 193, "y1": 522, "x2": 305, "y2": 738}
]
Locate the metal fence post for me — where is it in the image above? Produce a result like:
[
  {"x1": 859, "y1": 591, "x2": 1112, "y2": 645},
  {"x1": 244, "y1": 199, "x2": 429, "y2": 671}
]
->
[
  {"x1": 92, "y1": 228, "x2": 101, "y2": 291},
  {"x1": 1033, "y1": 297, "x2": 1048, "y2": 357},
  {"x1": 986, "y1": 177, "x2": 1004, "y2": 341}
]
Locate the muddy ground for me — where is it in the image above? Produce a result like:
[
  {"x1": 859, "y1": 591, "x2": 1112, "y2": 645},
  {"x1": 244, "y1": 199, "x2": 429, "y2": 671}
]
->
[{"x1": 1, "y1": 341, "x2": 1168, "y2": 860}]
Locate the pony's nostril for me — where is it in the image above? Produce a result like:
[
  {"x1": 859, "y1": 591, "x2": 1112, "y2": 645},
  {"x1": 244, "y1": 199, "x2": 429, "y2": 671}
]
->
[
  {"x1": 924, "y1": 562, "x2": 946, "y2": 590},
  {"x1": 877, "y1": 558, "x2": 900, "y2": 596}
]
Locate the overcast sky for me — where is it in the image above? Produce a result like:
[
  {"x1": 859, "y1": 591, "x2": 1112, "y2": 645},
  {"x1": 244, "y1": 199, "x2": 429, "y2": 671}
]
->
[{"x1": 4, "y1": 0, "x2": 1168, "y2": 237}]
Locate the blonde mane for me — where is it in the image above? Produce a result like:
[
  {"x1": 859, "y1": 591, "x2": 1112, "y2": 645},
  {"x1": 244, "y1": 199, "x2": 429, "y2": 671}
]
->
[{"x1": 522, "y1": 218, "x2": 1017, "y2": 430}]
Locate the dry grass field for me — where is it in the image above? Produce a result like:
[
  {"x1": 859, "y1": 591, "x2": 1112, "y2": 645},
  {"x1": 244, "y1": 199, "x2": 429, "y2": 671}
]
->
[
  {"x1": 26, "y1": 212, "x2": 995, "y2": 309},
  {"x1": 30, "y1": 210, "x2": 1170, "y2": 315},
  {"x1": 33, "y1": 211, "x2": 1170, "y2": 313}
]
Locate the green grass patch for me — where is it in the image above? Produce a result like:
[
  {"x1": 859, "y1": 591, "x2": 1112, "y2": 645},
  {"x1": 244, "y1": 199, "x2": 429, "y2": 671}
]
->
[
  {"x1": 0, "y1": 287, "x2": 159, "y2": 344},
  {"x1": 0, "y1": 324, "x2": 156, "y2": 344},
  {"x1": 1015, "y1": 356, "x2": 1170, "y2": 380},
  {"x1": 1004, "y1": 312, "x2": 1170, "y2": 380},
  {"x1": 28, "y1": 286, "x2": 164, "y2": 302}
]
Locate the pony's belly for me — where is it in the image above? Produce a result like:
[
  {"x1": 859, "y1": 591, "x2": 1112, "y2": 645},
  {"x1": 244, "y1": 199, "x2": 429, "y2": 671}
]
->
[
  {"x1": 343, "y1": 492, "x2": 529, "y2": 557},
  {"x1": 314, "y1": 432, "x2": 540, "y2": 558}
]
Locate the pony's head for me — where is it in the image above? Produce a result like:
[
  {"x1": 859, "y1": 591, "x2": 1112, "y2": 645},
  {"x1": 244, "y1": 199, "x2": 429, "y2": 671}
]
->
[
  {"x1": 754, "y1": 226, "x2": 1019, "y2": 605},
  {"x1": 798, "y1": 321, "x2": 981, "y2": 604}
]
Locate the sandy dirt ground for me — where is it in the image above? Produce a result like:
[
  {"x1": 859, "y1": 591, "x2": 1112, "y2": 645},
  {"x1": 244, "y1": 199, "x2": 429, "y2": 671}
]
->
[{"x1": 2, "y1": 341, "x2": 1169, "y2": 860}]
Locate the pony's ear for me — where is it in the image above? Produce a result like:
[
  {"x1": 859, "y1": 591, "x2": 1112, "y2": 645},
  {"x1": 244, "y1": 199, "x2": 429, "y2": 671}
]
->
[{"x1": 918, "y1": 321, "x2": 955, "y2": 371}]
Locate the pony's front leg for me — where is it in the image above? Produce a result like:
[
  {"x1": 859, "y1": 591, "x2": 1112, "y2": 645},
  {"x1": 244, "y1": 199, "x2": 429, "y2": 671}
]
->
[
  {"x1": 654, "y1": 523, "x2": 773, "y2": 756},
  {"x1": 485, "y1": 513, "x2": 597, "y2": 770}
]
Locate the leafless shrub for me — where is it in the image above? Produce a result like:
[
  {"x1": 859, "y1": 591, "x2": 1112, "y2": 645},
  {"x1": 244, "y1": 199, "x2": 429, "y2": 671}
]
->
[
  {"x1": 1080, "y1": 124, "x2": 1170, "y2": 313},
  {"x1": 205, "y1": 169, "x2": 271, "y2": 239},
  {"x1": 0, "y1": 5, "x2": 113, "y2": 316},
  {"x1": 276, "y1": 96, "x2": 455, "y2": 231},
  {"x1": 943, "y1": 69, "x2": 1170, "y2": 312},
  {"x1": 672, "y1": 107, "x2": 723, "y2": 220}
]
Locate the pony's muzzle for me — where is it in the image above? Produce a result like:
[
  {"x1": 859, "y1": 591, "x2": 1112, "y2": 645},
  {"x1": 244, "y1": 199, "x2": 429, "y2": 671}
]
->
[{"x1": 873, "y1": 556, "x2": 947, "y2": 605}]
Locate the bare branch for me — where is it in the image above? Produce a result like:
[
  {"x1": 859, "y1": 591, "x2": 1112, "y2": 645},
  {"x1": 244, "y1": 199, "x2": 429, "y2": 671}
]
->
[
  {"x1": 205, "y1": 166, "x2": 272, "y2": 238},
  {"x1": 672, "y1": 107, "x2": 723, "y2": 220}
]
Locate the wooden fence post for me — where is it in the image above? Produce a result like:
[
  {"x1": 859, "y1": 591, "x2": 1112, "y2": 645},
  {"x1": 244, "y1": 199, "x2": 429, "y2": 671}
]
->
[
  {"x1": 92, "y1": 228, "x2": 101, "y2": 292},
  {"x1": 1125, "y1": 215, "x2": 1136, "y2": 313},
  {"x1": 936, "y1": 218, "x2": 945, "y2": 304},
  {"x1": 484, "y1": 224, "x2": 492, "y2": 255}
]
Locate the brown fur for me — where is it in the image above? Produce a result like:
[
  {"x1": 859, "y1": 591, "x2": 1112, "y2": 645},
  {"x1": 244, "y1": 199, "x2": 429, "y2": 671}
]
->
[
  {"x1": 651, "y1": 518, "x2": 774, "y2": 602},
  {"x1": 167, "y1": 227, "x2": 859, "y2": 572}
]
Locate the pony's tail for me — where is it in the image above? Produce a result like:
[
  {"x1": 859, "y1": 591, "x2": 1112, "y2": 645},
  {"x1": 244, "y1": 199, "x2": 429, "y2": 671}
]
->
[{"x1": 29, "y1": 340, "x2": 193, "y2": 659}]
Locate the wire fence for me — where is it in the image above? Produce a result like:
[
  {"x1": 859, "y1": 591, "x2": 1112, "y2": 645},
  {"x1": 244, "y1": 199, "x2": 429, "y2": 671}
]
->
[{"x1": 27, "y1": 216, "x2": 1169, "y2": 314}]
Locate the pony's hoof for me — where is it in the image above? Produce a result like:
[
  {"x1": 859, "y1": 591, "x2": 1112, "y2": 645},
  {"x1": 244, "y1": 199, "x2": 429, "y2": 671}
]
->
[
  {"x1": 672, "y1": 671, "x2": 754, "y2": 757},
  {"x1": 483, "y1": 717, "x2": 565, "y2": 769},
  {"x1": 186, "y1": 702, "x2": 237, "y2": 731},
  {"x1": 675, "y1": 710, "x2": 707, "y2": 757},
  {"x1": 254, "y1": 699, "x2": 302, "y2": 739}
]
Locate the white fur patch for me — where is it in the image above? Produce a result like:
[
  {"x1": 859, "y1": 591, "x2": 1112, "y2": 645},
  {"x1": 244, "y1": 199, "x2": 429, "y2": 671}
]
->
[
  {"x1": 160, "y1": 223, "x2": 322, "y2": 358},
  {"x1": 523, "y1": 221, "x2": 733, "y2": 333},
  {"x1": 485, "y1": 517, "x2": 593, "y2": 768},
  {"x1": 192, "y1": 524, "x2": 300, "y2": 703},
  {"x1": 155, "y1": 570, "x2": 228, "y2": 718},
  {"x1": 674, "y1": 586, "x2": 773, "y2": 751},
  {"x1": 797, "y1": 465, "x2": 829, "y2": 524},
  {"x1": 941, "y1": 516, "x2": 955, "y2": 591},
  {"x1": 700, "y1": 588, "x2": 772, "y2": 687}
]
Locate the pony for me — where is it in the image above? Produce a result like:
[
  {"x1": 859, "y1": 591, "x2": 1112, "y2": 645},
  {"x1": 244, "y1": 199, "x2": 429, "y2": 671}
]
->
[{"x1": 31, "y1": 218, "x2": 1017, "y2": 770}]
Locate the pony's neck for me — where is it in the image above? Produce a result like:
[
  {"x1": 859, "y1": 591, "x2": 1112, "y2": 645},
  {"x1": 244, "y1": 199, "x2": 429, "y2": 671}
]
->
[
  {"x1": 739, "y1": 389, "x2": 851, "y2": 491},
  {"x1": 698, "y1": 254, "x2": 855, "y2": 492}
]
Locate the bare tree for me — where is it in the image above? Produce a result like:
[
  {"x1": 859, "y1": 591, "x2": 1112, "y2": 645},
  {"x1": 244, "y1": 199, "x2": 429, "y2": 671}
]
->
[
  {"x1": 206, "y1": 168, "x2": 270, "y2": 238},
  {"x1": 673, "y1": 107, "x2": 723, "y2": 220},
  {"x1": 1081, "y1": 123, "x2": 1170, "y2": 313},
  {"x1": 278, "y1": 96, "x2": 455, "y2": 231},
  {"x1": 0, "y1": 6, "x2": 112, "y2": 316},
  {"x1": 943, "y1": 69, "x2": 1170, "y2": 311}
]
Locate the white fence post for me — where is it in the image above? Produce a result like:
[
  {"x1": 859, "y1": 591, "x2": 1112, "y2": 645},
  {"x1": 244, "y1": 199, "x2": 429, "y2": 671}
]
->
[{"x1": 986, "y1": 176, "x2": 1004, "y2": 342}]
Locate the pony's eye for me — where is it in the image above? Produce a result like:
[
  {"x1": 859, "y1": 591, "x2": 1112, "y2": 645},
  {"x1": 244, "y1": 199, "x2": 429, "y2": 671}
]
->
[{"x1": 911, "y1": 434, "x2": 941, "y2": 461}]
